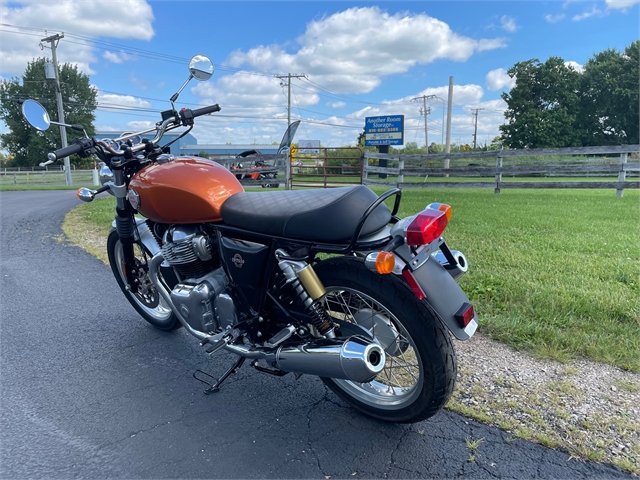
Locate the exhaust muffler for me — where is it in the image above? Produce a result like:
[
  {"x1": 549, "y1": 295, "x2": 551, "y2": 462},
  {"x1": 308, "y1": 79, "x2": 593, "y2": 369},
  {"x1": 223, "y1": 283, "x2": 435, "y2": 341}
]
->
[
  {"x1": 431, "y1": 250, "x2": 468, "y2": 280},
  {"x1": 226, "y1": 336, "x2": 386, "y2": 383}
]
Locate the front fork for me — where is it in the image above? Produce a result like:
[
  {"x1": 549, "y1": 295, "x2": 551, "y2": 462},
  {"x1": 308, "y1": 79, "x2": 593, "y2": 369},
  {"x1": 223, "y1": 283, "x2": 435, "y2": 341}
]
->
[{"x1": 112, "y1": 167, "x2": 138, "y2": 292}]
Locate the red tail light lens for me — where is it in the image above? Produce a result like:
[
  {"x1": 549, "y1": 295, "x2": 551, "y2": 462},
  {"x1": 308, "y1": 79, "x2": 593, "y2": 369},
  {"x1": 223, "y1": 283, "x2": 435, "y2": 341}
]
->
[
  {"x1": 406, "y1": 209, "x2": 448, "y2": 245},
  {"x1": 454, "y1": 303, "x2": 475, "y2": 328}
]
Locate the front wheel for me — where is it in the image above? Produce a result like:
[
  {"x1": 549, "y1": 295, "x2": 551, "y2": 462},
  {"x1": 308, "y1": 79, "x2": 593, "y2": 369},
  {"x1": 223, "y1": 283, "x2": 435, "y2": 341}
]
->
[
  {"x1": 314, "y1": 257, "x2": 456, "y2": 423},
  {"x1": 107, "y1": 230, "x2": 180, "y2": 331}
]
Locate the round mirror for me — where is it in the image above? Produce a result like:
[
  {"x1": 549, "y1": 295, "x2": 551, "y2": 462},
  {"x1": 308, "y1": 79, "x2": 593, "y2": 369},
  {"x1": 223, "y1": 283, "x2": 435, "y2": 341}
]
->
[
  {"x1": 21, "y1": 99, "x2": 51, "y2": 131},
  {"x1": 189, "y1": 54, "x2": 214, "y2": 81}
]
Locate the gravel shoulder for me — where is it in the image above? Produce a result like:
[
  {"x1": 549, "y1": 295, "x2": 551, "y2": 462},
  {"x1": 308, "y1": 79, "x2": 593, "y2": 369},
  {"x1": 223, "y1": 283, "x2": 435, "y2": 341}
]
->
[
  {"x1": 62, "y1": 205, "x2": 640, "y2": 476},
  {"x1": 451, "y1": 333, "x2": 639, "y2": 474}
]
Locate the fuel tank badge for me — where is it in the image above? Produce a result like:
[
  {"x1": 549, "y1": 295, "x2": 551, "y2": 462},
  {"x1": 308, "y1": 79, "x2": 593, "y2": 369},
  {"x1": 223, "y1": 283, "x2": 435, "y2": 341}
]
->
[
  {"x1": 127, "y1": 189, "x2": 141, "y2": 209},
  {"x1": 231, "y1": 254, "x2": 245, "y2": 268}
]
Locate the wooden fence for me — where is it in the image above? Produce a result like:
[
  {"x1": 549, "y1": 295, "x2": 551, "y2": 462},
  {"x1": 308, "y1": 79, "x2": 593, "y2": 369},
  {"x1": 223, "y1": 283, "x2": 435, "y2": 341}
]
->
[{"x1": 364, "y1": 145, "x2": 640, "y2": 196}]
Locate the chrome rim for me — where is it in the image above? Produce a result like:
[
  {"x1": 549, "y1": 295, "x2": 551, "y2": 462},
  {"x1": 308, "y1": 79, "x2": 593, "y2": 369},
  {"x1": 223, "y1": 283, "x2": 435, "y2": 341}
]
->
[
  {"x1": 320, "y1": 287, "x2": 423, "y2": 410},
  {"x1": 114, "y1": 240, "x2": 173, "y2": 321}
]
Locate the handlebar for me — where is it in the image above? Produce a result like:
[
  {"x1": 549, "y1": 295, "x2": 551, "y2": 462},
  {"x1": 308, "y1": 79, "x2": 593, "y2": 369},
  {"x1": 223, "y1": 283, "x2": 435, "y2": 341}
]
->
[
  {"x1": 191, "y1": 104, "x2": 221, "y2": 117},
  {"x1": 48, "y1": 143, "x2": 83, "y2": 162},
  {"x1": 46, "y1": 103, "x2": 221, "y2": 162}
]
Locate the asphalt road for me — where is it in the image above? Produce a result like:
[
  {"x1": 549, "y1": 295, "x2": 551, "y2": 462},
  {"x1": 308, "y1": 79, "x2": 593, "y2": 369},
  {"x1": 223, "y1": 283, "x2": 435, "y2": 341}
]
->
[{"x1": 0, "y1": 190, "x2": 631, "y2": 479}]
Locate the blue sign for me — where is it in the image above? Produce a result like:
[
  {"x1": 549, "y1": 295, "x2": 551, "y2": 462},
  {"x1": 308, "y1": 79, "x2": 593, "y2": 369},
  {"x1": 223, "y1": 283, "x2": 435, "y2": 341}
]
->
[{"x1": 364, "y1": 115, "x2": 404, "y2": 146}]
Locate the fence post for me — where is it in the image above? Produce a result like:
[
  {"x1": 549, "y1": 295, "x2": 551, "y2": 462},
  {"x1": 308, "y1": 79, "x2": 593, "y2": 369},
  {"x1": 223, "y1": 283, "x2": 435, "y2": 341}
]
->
[
  {"x1": 362, "y1": 152, "x2": 368, "y2": 184},
  {"x1": 494, "y1": 151, "x2": 503, "y2": 194},
  {"x1": 398, "y1": 157, "x2": 404, "y2": 188},
  {"x1": 616, "y1": 152, "x2": 628, "y2": 197}
]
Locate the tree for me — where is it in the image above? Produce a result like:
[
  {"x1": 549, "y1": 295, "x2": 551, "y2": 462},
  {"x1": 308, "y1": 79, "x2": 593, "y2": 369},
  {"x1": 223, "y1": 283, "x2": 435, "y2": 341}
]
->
[
  {"x1": 500, "y1": 57, "x2": 582, "y2": 149},
  {"x1": 0, "y1": 58, "x2": 96, "y2": 167},
  {"x1": 579, "y1": 40, "x2": 639, "y2": 145}
]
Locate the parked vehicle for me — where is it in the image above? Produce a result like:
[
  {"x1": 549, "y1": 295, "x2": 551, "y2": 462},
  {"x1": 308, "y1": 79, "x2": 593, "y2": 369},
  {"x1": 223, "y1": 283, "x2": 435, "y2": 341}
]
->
[
  {"x1": 234, "y1": 121, "x2": 299, "y2": 189},
  {"x1": 21, "y1": 55, "x2": 477, "y2": 423}
]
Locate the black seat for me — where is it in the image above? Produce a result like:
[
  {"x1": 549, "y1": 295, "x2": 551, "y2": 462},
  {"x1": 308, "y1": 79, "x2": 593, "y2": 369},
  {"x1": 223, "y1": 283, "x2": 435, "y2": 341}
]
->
[{"x1": 220, "y1": 186, "x2": 391, "y2": 243}]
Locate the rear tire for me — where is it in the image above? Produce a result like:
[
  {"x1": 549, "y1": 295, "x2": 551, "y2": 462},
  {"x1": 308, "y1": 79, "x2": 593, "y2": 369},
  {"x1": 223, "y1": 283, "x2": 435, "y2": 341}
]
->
[
  {"x1": 314, "y1": 256, "x2": 456, "y2": 423},
  {"x1": 107, "y1": 230, "x2": 180, "y2": 331}
]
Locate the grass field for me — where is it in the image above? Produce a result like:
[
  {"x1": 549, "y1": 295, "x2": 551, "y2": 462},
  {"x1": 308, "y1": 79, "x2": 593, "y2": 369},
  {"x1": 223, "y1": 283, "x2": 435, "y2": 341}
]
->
[
  {"x1": 66, "y1": 187, "x2": 640, "y2": 371},
  {"x1": 371, "y1": 187, "x2": 639, "y2": 372}
]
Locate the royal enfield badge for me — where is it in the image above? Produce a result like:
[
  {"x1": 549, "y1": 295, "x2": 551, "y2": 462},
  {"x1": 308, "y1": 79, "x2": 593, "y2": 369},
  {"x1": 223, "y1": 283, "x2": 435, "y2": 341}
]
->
[{"x1": 231, "y1": 254, "x2": 245, "y2": 268}]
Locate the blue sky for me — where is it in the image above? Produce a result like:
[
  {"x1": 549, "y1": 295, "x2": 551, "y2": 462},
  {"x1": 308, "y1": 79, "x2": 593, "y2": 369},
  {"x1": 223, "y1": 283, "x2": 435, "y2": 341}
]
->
[{"x1": 1, "y1": 0, "x2": 638, "y2": 149}]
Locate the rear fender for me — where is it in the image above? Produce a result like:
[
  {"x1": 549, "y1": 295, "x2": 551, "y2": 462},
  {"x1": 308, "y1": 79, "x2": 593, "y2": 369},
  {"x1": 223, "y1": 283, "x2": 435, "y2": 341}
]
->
[
  {"x1": 408, "y1": 256, "x2": 478, "y2": 340},
  {"x1": 388, "y1": 218, "x2": 477, "y2": 340}
]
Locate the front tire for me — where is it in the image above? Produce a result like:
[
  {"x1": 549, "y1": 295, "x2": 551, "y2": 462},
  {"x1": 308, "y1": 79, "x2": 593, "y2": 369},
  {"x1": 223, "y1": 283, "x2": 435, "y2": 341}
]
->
[
  {"x1": 107, "y1": 230, "x2": 180, "y2": 331},
  {"x1": 314, "y1": 256, "x2": 456, "y2": 423}
]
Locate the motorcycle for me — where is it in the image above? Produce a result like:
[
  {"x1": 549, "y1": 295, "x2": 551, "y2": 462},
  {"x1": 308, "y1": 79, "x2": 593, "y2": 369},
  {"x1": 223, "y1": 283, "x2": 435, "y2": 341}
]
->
[
  {"x1": 21, "y1": 55, "x2": 477, "y2": 423},
  {"x1": 233, "y1": 122, "x2": 299, "y2": 189}
]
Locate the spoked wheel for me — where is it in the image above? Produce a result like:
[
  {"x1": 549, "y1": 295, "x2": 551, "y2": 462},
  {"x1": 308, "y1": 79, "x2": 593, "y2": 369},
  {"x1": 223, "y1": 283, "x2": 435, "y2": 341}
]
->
[
  {"x1": 314, "y1": 256, "x2": 456, "y2": 423},
  {"x1": 107, "y1": 230, "x2": 179, "y2": 331}
]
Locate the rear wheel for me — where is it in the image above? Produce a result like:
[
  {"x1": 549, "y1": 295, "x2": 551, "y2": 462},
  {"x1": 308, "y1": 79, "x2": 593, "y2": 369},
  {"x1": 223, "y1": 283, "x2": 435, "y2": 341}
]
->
[
  {"x1": 107, "y1": 230, "x2": 180, "y2": 331},
  {"x1": 314, "y1": 256, "x2": 456, "y2": 423}
]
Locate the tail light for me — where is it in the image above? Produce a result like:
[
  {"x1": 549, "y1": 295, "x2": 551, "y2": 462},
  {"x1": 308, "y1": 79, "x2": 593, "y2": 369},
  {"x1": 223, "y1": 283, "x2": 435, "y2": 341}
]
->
[
  {"x1": 406, "y1": 209, "x2": 449, "y2": 245},
  {"x1": 454, "y1": 303, "x2": 475, "y2": 328},
  {"x1": 427, "y1": 202, "x2": 452, "y2": 221}
]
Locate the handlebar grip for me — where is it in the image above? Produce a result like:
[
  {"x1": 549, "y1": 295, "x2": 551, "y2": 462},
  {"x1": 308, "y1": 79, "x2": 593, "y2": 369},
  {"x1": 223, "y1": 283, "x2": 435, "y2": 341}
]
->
[
  {"x1": 191, "y1": 104, "x2": 221, "y2": 117},
  {"x1": 49, "y1": 143, "x2": 83, "y2": 161}
]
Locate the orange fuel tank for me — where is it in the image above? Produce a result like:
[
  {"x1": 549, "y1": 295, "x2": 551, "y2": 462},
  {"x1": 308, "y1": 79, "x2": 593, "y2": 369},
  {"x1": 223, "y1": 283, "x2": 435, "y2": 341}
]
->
[{"x1": 129, "y1": 156, "x2": 244, "y2": 224}]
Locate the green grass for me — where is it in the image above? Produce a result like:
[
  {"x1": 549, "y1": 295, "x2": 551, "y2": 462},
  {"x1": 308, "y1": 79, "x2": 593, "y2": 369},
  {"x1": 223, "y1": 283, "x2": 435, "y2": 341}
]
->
[
  {"x1": 0, "y1": 171, "x2": 94, "y2": 187},
  {"x1": 68, "y1": 187, "x2": 640, "y2": 372},
  {"x1": 372, "y1": 187, "x2": 640, "y2": 371}
]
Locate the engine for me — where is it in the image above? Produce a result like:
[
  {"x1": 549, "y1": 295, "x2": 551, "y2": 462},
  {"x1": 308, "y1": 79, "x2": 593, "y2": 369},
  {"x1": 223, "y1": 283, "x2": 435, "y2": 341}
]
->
[
  {"x1": 161, "y1": 225, "x2": 237, "y2": 334},
  {"x1": 161, "y1": 225, "x2": 218, "y2": 279}
]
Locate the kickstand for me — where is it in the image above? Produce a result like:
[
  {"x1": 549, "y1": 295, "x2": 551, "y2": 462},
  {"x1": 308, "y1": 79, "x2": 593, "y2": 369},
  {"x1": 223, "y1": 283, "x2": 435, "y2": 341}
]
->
[{"x1": 193, "y1": 356, "x2": 246, "y2": 395}]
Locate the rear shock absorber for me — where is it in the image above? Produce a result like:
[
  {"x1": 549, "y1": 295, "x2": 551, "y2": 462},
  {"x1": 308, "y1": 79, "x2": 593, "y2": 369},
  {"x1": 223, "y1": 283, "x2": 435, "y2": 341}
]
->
[{"x1": 275, "y1": 249, "x2": 335, "y2": 338}]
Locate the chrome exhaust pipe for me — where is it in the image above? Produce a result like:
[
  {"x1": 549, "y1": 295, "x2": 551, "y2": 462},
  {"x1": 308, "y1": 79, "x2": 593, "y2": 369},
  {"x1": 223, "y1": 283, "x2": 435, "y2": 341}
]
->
[
  {"x1": 431, "y1": 250, "x2": 468, "y2": 280},
  {"x1": 226, "y1": 336, "x2": 386, "y2": 383},
  {"x1": 149, "y1": 253, "x2": 209, "y2": 342},
  {"x1": 149, "y1": 253, "x2": 385, "y2": 382}
]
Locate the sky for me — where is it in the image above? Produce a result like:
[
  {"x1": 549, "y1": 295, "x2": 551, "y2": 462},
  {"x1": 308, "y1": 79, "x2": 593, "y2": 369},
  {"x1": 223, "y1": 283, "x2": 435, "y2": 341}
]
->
[{"x1": 1, "y1": 0, "x2": 638, "y2": 150}]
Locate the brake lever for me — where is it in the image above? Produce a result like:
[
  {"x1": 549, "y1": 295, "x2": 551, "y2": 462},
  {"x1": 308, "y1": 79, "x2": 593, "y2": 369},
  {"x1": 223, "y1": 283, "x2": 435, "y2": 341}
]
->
[{"x1": 39, "y1": 159, "x2": 55, "y2": 168}]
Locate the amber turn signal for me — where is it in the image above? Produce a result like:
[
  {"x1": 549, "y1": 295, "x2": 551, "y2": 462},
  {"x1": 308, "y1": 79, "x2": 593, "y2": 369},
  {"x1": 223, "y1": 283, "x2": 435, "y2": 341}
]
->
[
  {"x1": 375, "y1": 251, "x2": 395, "y2": 274},
  {"x1": 427, "y1": 202, "x2": 452, "y2": 222}
]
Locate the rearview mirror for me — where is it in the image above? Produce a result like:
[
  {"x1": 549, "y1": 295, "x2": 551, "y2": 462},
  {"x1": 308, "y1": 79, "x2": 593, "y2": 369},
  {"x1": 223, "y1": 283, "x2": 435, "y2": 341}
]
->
[
  {"x1": 189, "y1": 55, "x2": 214, "y2": 81},
  {"x1": 22, "y1": 99, "x2": 51, "y2": 131}
]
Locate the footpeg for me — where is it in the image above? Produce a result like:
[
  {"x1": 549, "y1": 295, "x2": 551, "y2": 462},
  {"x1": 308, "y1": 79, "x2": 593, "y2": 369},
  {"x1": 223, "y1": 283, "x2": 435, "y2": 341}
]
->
[{"x1": 265, "y1": 325, "x2": 296, "y2": 347}]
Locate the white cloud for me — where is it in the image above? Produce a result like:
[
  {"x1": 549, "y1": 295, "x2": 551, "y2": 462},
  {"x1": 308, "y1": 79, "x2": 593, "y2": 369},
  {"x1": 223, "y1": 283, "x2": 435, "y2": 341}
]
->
[
  {"x1": 192, "y1": 72, "x2": 319, "y2": 113},
  {"x1": 227, "y1": 6, "x2": 506, "y2": 94},
  {"x1": 0, "y1": 0, "x2": 154, "y2": 75},
  {"x1": 96, "y1": 91, "x2": 152, "y2": 110},
  {"x1": 500, "y1": 15, "x2": 520, "y2": 32},
  {"x1": 486, "y1": 68, "x2": 516, "y2": 91},
  {"x1": 126, "y1": 121, "x2": 155, "y2": 131},
  {"x1": 103, "y1": 51, "x2": 138, "y2": 64},
  {"x1": 328, "y1": 101, "x2": 346, "y2": 109},
  {"x1": 606, "y1": 0, "x2": 640, "y2": 9},
  {"x1": 564, "y1": 61, "x2": 585, "y2": 73},
  {"x1": 573, "y1": 6, "x2": 604, "y2": 20},
  {"x1": 544, "y1": 13, "x2": 566, "y2": 23}
]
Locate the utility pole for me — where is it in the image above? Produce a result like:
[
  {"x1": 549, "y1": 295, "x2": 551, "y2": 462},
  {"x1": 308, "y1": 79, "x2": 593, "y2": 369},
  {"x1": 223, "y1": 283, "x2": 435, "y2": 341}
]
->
[
  {"x1": 412, "y1": 95, "x2": 431, "y2": 155},
  {"x1": 275, "y1": 73, "x2": 307, "y2": 190},
  {"x1": 444, "y1": 76, "x2": 454, "y2": 169},
  {"x1": 41, "y1": 33, "x2": 71, "y2": 186},
  {"x1": 471, "y1": 108, "x2": 484, "y2": 149},
  {"x1": 275, "y1": 73, "x2": 307, "y2": 127},
  {"x1": 275, "y1": 73, "x2": 306, "y2": 190}
]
